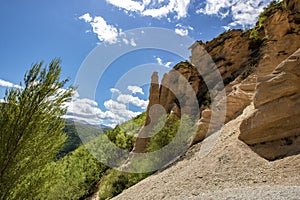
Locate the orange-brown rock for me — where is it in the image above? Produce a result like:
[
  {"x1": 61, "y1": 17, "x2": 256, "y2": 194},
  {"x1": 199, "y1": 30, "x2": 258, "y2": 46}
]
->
[
  {"x1": 132, "y1": 72, "x2": 163, "y2": 153},
  {"x1": 132, "y1": 62, "x2": 204, "y2": 153},
  {"x1": 239, "y1": 49, "x2": 300, "y2": 160},
  {"x1": 133, "y1": 0, "x2": 300, "y2": 154},
  {"x1": 191, "y1": 0, "x2": 300, "y2": 145}
]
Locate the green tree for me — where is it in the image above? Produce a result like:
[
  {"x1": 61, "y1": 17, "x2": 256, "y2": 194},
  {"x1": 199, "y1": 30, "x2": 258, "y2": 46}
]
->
[{"x1": 0, "y1": 59, "x2": 74, "y2": 199}]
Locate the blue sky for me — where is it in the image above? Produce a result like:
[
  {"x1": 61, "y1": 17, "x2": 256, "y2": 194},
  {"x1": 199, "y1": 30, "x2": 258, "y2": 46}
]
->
[{"x1": 0, "y1": 0, "x2": 274, "y2": 127}]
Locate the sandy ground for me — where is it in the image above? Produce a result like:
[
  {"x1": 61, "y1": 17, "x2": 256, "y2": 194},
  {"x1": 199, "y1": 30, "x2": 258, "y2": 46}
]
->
[{"x1": 112, "y1": 104, "x2": 300, "y2": 200}]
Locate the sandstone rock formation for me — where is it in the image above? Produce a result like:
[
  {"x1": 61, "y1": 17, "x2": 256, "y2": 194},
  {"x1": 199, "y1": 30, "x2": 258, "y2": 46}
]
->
[
  {"x1": 132, "y1": 62, "x2": 204, "y2": 153},
  {"x1": 192, "y1": 0, "x2": 300, "y2": 144},
  {"x1": 239, "y1": 49, "x2": 300, "y2": 160},
  {"x1": 131, "y1": 0, "x2": 300, "y2": 158}
]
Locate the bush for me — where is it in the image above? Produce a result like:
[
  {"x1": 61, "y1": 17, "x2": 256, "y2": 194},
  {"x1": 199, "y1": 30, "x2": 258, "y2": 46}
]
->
[
  {"x1": 0, "y1": 59, "x2": 74, "y2": 199},
  {"x1": 249, "y1": 0, "x2": 284, "y2": 40},
  {"x1": 97, "y1": 169, "x2": 148, "y2": 200}
]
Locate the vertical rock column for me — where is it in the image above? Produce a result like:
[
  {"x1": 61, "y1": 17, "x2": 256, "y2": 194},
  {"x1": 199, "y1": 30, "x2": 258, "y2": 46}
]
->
[{"x1": 132, "y1": 72, "x2": 160, "y2": 153}]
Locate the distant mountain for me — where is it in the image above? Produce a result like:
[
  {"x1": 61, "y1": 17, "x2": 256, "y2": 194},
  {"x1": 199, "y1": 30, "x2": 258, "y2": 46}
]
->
[{"x1": 57, "y1": 119, "x2": 111, "y2": 159}]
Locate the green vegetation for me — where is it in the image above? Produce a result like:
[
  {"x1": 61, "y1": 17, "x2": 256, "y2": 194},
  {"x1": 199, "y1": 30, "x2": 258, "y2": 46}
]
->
[
  {"x1": 97, "y1": 169, "x2": 149, "y2": 200},
  {"x1": 0, "y1": 58, "x2": 199, "y2": 199},
  {"x1": 106, "y1": 112, "x2": 146, "y2": 151},
  {"x1": 147, "y1": 114, "x2": 180, "y2": 152},
  {"x1": 250, "y1": 0, "x2": 284, "y2": 40},
  {"x1": 20, "y1": 144, "x2": 107, "y2": 199},
  {"x1": 0, "y1": 59, "x2": 74, "y2": 199},
  {"x1": 0, "y1": 59, "x2": 147, "y2": 199},
  {"x1": 33, "y1": 112, "x2": 146, "y2": 199},
  {"x1": 96, "y1": 114, "x2": 195, "y2": 199},
  {"x1": 260, "y1": 0, "x2": 285, "y2": 18},
  {"x1": 147, "y1": 115, "x2": 196, "y2": 167},
  {"x1": 58, "y1": 120, "x2": 109, "y2": 159}
]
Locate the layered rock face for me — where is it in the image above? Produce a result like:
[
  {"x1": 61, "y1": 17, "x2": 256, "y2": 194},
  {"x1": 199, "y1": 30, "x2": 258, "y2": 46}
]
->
[
  {"x1": 132, "y1": 0, "x2": 300, "y2": 158},
  {"x1": 239, "y1": 49, "x2": 300, "y2": 160},
  {"x1": 193, "y1": 0, "x2": 300, "y2": 145}
]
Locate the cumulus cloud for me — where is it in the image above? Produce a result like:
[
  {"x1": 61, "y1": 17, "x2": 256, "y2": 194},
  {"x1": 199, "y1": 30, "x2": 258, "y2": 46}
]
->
[
  {"x1": 130, "y1": 38, "x2": 137, "y2": 47},
  {"x1": 122, "y1": 38, "x2": 129, "y2": 45},
  {"x1": 79, "y1": 14, "x2": 139, "y2": 46},
  {"x1": 79, "y1": 13, "x2": 121, "y2": 44},
  {"x1": 106, "y1": 0, "x2": 191, "y2": 19},
  {"x1": 197, "y1": 0, "x2": 273, "y2": 28},
  {"x1": 175, "y1": 28, "x2": 188, "y2": 36},
  {"x1": 117, "y1": 94, "x2": 148, "y2": 109},
  {"x1": 66, "y1": 96, "x2": 131, "y2": 128},
  {"x1": 0, "y1": 78, "x2": 145, "y2": 128},
  {"x1": 119, "y1": 30, "x2": 138, "y2": 46},
  {"x1": 0, "y1": 79, "x2": 21, "y2": 89},
  {"x1": 106, "y1": 0, "x2": 145, "y2": 12},
  {"x1": 65, "y1": 97, "x2": 126, "y2": 127},
  {"x1": 127, "y1": 86, "x2": 144, "y2": 95},
  {"x1": 91, "y1": 16, "x2": 119, "y2": 44},
  {"x1": 142, "y1": 4, "x2": 173, "y2": 18},
  {"x1": 78, "y1": 13, "x2": 93, "y2": 23},
  {"x1": 156, "y1": 57, "x2": 172, "y2": 68},
  {"x1": 66, "y1": 86, "x2": 148, "y2": 127},
  {"x1": 174, "y1": 23, "x2": 193, "y2": 36},
  {"x1": 110, "y1": 88, "x2": 121, "y2": 94}
]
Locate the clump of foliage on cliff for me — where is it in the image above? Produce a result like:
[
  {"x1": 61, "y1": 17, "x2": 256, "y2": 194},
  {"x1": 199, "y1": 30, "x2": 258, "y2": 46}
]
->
[{"x1": 250, "y1": 0, "x2": 285, "y2": 40}]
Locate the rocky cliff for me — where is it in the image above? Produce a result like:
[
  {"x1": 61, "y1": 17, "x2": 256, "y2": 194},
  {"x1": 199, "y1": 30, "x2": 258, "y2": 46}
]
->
[
  {"x1": 132, "y1": 0, "x2": 300, "y2": 157},
  {"x1": 239, "y1": 48, "x2": 300, "y2": 160}
]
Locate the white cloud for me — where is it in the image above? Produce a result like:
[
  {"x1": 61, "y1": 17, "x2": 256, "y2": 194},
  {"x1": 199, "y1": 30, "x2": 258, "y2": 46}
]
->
[
  {"x1": 197, "y1": 0, "x2": 273, "y2": 28},
  {"x1": 172, "y1": 0, "x2": 191, "y2": 19},
  {"x1": 79, "y1": 13, "x2": 120, "y2": 44},
  {"x1": 222, "y1": 25, "x2": 231, "y2": 31},
  {"x1": 110, "y1": 88, "x2": 121, "y2": 94},
  {"x1": 79, "y1": 13, "x2": 93, "y2": 23},
  {"x1": 117, "y1": 94, "x2": 148, "y2": 109},
  {"x1": 66, "y1": 86, "x2": 148, "y2": 127},
  {"x1": 165, "y1": 62, "x2": 172, "y2": 67},
  {"x1": 175, "y1": 28, "x2": 188, "y2": 36},
  {"x1": 174, "y1": 23, "x2": 193, "y2": 36},
  {"x1": 0, "y1": 79, "x2": 21, "y2": 89},
  {"x1": 128, "y1": 86, "x2": 144, "y2": 95},
  {"x1": 106, "y1": 0, "x2": 145, "y2": 12},
  {"x1": 156, "y1": 57, "x2": 172, "y2": 68},
  {"x1": 119, "y1": 31, "x2": 137, "y2": 46},
  {"x1": 66, "y1": 96, "x2": 129, "y2": 127},
  {"x1": 104, "y1": 99, "x2": 141, "y2": 118},
  {"x1": 156, "y1": 57, "x2": 163, "y2": 65},
  {"x1": 142, "y1": 3, "x2": 173, "y2": 18},
  {"x1": 130, "y1": 38, "x2": 137, "y2": 47},
  {"x1": 91, "y1": 16, "x2": 119, "y2": 44},
  {"x1": 123, "y1": 38, "x2": 129, "y2": 45},
  {"x1": 106, "y1": 0, "x2": 191, "y2": 19}
]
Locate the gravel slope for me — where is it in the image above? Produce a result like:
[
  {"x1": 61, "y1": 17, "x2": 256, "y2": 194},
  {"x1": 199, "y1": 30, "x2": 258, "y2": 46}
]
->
[{"x1": 112, "y1": 104, "x2": 300, "y2": 200}]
